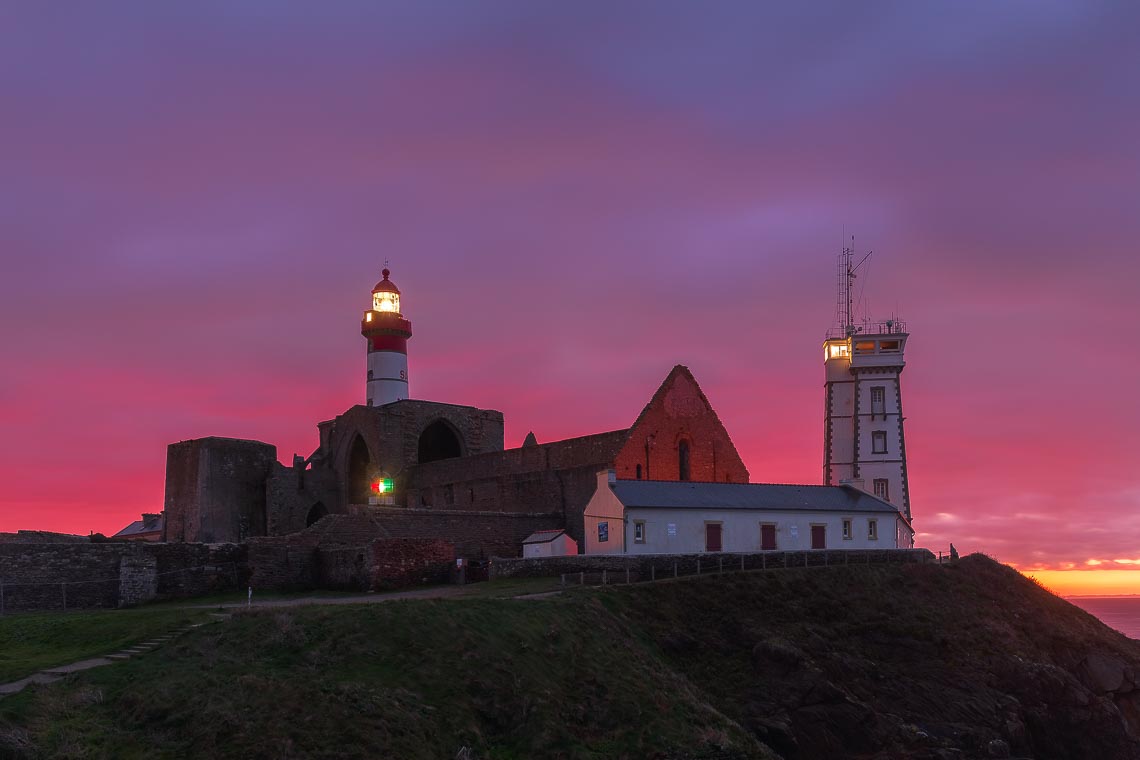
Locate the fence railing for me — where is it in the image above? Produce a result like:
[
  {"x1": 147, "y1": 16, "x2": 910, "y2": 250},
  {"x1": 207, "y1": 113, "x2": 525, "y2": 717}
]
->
[{"x1": 492, "y1": 548, "x2": 935, "y2": 584}]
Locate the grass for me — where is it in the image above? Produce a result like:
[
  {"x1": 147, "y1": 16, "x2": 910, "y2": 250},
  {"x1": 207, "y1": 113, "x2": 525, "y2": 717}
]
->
[
  {"x1": 3, "y1": 556, "x2": 1140, "y2": 759},
  {"x1": 0, "y1": 607, "x2": 209, "y2": 683}
]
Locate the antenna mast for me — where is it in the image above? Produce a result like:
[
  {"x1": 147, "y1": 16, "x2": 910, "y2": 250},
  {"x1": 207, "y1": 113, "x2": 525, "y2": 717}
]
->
[{"x1": 836, "y1": 236, "x2": 871, "y2": 337}]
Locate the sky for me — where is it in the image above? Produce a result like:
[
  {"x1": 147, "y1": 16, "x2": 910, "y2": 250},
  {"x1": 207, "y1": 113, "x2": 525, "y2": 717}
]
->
[{"x1": 1, "y1": 2, "x2": 1138, "y2": 596}]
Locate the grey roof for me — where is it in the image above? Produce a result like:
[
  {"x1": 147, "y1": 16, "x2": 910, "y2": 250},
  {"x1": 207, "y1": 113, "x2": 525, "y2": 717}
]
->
[
  {"x1": 611, "y1": 481, "x2": 903, "y2": 516},
  {"x1": 113, "y1": 514, "x2": 164, "y2": 538},
  {"x1": 523, "y1": 529, "x2": 568, "y2": 544}
]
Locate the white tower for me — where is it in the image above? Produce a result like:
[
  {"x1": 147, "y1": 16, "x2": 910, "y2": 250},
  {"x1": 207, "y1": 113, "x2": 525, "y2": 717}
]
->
[
  {"x1": 823, "y1": 246, "x2": 912, "y2": 519},
  {"x1": 361, "y1": 267, "x2": 412, "y2": 406}
]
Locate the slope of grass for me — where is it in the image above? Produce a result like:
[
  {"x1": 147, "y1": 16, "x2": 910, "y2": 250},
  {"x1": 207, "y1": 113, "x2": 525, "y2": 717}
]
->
[
  {"x1": 2, "y1": 556, "x2": 1139, "y2": 759},
  {"x1": 0, "y1": 608, "x2": 208, "y2": 683}
]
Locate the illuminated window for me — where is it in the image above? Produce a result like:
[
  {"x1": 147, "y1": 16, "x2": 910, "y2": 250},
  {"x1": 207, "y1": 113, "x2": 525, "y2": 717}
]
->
[
  {"x1": 373, "y1": 292, "x2": 400, "y2": 313},
  {"x1": 365, "y1": 312, "x2": 373, "y2": 322},
  {"x1": 826, "y1": 342, "x2": 850, "y2": 360},
  {"x1": 842, "y1": 519, "x2": 852, "y2": 540},
  {"x1": 880, "y1": 340, "x2": 900, "y2": 352},
  {"x1": 868, "y1": 519, "x2": 878, "y2": 540},
  {"x1": 873, "y1": 479, "x2": 889, "y2": 501},
  {"x1": 870, "y1": 386, "x2": 885, "y2": 417},
  {"x1": 872, "y1": 431, "x2": 887, "y2": 454},
  {"x1": 633, "y1": 521, "x2": 646, "y2": 544},
  {"x1": 854, "y1": 341, "x2": 876, "y2": 354}
]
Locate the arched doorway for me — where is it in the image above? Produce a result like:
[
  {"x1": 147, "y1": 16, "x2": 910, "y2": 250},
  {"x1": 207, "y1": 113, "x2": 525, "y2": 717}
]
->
[
  {"x1": 418, "y1": 420, "x2": 462, "y2": 464},
  {"x1": 305, "y1": 502, "x2": 328, "y2": 527},
  {"x1": 347, "y1": 435, "x2": 372, "y2": 504}
]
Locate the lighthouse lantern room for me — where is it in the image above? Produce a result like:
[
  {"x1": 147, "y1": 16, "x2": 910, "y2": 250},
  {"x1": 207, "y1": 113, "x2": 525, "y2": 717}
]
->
[{"x1": 362, "y1": 267, "x2": 413, "y2": 407}]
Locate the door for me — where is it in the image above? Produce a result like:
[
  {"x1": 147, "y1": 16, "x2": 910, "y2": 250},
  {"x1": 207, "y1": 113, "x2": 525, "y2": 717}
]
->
[
  {"x1": 760, "y1": 523, "x2": 776, "y2": 550},
  {"x1": 705, "y1": 523, "x2": 722, "y2": 552},
  {"x1": 811, "y1": 525, "x2": 826, "y2": 549}
]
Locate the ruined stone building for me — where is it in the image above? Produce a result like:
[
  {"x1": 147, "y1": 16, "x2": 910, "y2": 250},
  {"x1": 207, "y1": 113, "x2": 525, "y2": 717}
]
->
[{"x1": 162, "y1": 269, "x2": 748, "y2": 556}]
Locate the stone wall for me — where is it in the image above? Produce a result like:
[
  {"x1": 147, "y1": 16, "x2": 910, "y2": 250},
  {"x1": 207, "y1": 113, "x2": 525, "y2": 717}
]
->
[
  {"x1": 402, "y1": 430, "x2": 627, "y2": 544},
  {"x1": 265, "y1": 461, "x2": 339, "y2": 537},
  {"x1": 0, "y1": 542, "x2": 246, "y2": 612},
  {"x1": 489, "y1": 548, "x2": 937, "y2": 580},
  {"x1": 164, "y1": 437, "x2": 277, "y2": 543},
  {"x1": 319, "y1": 539, "x2": 455, "y2": 591}
]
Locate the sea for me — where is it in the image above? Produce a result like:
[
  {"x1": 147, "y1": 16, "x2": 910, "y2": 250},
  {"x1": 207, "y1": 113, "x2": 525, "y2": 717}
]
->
[{"x1": 1068, "y1": 597, "x2": 1140, "y2": 640}]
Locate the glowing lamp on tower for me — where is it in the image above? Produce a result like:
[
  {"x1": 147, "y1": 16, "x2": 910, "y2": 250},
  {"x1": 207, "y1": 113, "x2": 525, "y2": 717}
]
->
[
  {"x1": 371, "y1": 478, "x2": 394, "y2": 495},
  {"x1": 361, "y1": 266, "x2": 413, "y2": 407}
]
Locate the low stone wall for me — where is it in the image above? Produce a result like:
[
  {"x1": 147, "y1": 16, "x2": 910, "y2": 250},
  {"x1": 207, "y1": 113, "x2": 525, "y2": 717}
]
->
[
  {"x1": 0, "y1": 542, "x2": 247, "y2": 612},
  {"x1": 489, "y1": 548, "x2": 936, "y2": 581},
  {"x1": 250, "y1": 537, "x2": 455, "y2": 592},
  {"x1": 369, "y1": 538, "x2": 454, "y2": 590}
]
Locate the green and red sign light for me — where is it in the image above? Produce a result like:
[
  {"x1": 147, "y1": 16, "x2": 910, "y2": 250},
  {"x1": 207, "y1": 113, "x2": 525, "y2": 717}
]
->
[{"x1": 371, "y1": 478, "x2": 394, "y2": 494}]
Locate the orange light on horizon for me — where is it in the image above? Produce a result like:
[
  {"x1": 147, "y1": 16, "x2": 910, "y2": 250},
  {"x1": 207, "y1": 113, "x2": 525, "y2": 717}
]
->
[{"x1": 1020, "y1": 568, "x2": 1140, "y2": 597}]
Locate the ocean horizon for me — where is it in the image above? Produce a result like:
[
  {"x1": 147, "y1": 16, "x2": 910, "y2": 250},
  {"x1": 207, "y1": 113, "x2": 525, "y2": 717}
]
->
[{"x1": 1068, "y1": 596, "x2": 1140, "y2": 640}]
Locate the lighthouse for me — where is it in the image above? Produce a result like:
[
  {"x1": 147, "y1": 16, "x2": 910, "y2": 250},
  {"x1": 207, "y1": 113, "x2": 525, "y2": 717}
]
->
[
  {"x1": 822, "y1": 245, "x2": 912, "y2": 520},
  {"x1": 361, "y1": 268, "x2": 412, "y2": 406}
]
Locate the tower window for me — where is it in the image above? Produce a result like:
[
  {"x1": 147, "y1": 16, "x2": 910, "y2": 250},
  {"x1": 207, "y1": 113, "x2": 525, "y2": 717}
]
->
[
  {"x1": 678, "y1": 440, "x2": 691, "y2": 481},
  {"x1": 870, "y1": 386, "x2": 885, "y2": 417},
  {"x1": 872, "y1": 431, "x2": 887, "y2": 454},
  {"x1": 368, "y1": 369, "x2": 374, "y2": 380},
  {"x1": 880, "y1": 340, "x2": 900, "y2": 352},
  {"x1": 873, "y1": 478, "x2": 890, "y2": 500}
]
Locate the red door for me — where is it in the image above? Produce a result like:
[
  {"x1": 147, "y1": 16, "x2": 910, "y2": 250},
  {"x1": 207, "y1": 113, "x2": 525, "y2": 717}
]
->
[
  {"x1": 811, "y1": 525, "x2": 826, "y2": 549},
  {"x1": 705, "y1": 523, "x2": 722, "y2": 552},
  {"x1": 761, "y1": 524, "x2": 776, "y2": 550}
]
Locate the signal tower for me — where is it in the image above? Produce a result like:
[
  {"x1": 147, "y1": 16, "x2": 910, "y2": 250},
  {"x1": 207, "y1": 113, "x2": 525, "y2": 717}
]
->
[{"x1": 822, "y1": 241, "x2": 912, "y2": 520}]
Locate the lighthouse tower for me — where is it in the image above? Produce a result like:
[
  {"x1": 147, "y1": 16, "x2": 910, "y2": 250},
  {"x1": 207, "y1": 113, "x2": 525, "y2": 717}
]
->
[
  {"x1": 361, "y1": 268, "x2": 412, "y2": 407},
  {"x1": 822, "y1": 247, "x2": 912, "y2": 520}
]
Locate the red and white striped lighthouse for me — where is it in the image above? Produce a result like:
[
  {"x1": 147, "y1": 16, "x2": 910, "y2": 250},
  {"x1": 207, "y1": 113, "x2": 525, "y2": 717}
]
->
[{"x1": 361, "y1": 268, "x2": 412, "y2": 406}]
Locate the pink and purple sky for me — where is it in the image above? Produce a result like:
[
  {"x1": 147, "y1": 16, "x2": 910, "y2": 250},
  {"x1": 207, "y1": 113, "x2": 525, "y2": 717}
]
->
[{"x1": 2, "y1": 3, "x2": 1138, "y2": 594}]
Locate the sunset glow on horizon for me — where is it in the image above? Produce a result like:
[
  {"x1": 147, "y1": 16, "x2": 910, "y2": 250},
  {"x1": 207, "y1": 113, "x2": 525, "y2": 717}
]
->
[{"x1": 1, "y1": 3, "x2": 1137, "y2": 595}]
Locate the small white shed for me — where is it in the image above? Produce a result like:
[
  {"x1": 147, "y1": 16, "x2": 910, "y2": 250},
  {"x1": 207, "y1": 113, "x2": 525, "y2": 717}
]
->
[{"x1": 522, "y1": 529, "x2": 579, "y2": 558}]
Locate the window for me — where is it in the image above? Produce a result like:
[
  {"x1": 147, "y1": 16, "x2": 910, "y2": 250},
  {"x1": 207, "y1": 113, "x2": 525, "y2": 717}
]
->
[
  {"x1": 854, "y1": 341, "x2": 876, "y2": 354},
  {"x1": 842, "y1": 519, "x2": 852, "y2": 540},
  {"x1": 880, "y1": 340, "x2": 900, "y2": 352},
  {"x1": 367, "y1": 369, "x2": 374, "y2": 380},
  {"x1": 598, "y1": 522, "x2": 609, "y2": 543},
  {"x1": 872, "y1": 431, "x2": 887, "y2": 454},
  {"x1": 636, "y1": 464, "x2": 642, "y2": 480},
  {"x1": 633, "y1": 521, "x2": 646, "y2": 544},
  {"x1": 868, "y1": 519, "x2": 878, "y2": 540},
  {"x1": 678, "y1": 440, "x2": 691, "y2": 481},
  {"x1": 760, "y1": 523, "x2": 777, "y2": 550},
  {"x1": 873, "y1": 478, "x2": 889, "y2": 501},
  {"x1": 870, "y1": 386, "x2": 885, "y2": 417}
]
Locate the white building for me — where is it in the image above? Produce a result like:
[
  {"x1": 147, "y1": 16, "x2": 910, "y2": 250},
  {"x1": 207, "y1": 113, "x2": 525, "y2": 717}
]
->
[
  {"x1": 522, "y1": 529, "x2": 579, "y2": 558},
  {"x1": 584, "y1": 471, "x2": 914, "y2": 555}
]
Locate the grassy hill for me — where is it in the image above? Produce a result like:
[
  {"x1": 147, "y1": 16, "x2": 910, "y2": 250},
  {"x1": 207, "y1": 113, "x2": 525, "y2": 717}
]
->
[{"x1": 2, "y1": 555, "x2": 1139, "y2": 759}]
